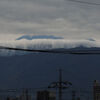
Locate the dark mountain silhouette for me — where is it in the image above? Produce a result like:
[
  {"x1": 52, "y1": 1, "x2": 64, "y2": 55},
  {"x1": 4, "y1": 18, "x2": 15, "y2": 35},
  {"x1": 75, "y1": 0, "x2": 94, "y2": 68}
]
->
[{"x1": 0, "y1": 49, "x2": 99, "y2": 90}]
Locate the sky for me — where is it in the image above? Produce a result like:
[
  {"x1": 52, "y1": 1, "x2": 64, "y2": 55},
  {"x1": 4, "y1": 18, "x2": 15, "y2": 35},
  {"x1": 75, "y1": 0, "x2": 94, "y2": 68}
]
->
[
  {"x1": 0, "y1": 0, "x2": 100, "y2": 92},
  {"x1": 0, "y1": 0, "x2": 100, "y2": 43}
]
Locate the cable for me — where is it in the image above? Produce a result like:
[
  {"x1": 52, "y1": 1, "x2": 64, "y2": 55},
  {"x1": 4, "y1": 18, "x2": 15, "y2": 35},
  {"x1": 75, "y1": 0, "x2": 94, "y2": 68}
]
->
[
  {"x1": 1, "y1": 46, "x2": 100, "y2": 55},
  {"x1": 66, "y1": 0, "x2": 100, "y2": 6}
]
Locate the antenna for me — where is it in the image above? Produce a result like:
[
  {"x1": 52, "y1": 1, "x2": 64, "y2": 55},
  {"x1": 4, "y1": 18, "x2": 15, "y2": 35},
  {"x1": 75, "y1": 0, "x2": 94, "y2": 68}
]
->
[{"x1": 48, "y1": 69, "x2": 72, "y2": 100}]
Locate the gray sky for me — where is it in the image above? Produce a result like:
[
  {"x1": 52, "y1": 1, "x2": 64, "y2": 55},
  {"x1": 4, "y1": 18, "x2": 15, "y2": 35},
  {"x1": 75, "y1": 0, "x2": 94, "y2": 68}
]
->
[{"x1": 0, "y1": 0, "x2": 100, "y2": 40}]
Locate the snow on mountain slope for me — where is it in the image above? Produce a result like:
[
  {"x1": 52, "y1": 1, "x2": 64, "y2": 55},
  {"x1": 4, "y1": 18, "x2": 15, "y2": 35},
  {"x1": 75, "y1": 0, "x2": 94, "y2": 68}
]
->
[{"x1": 0, "y1": 35, "x2": 99, "y2": 56}]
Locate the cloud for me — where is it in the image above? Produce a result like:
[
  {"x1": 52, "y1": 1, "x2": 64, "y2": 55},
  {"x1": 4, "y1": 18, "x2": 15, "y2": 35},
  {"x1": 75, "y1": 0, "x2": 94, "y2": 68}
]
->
[
  {"x1": 0, "y1": 0, "x2": 100, "y2": 40},
  {"x1": 0, "y1": 35, "x2": 100, "y2": 56}
]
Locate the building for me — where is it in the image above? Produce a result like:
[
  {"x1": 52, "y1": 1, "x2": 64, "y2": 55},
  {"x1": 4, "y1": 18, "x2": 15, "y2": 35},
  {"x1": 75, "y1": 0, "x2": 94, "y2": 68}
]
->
[
  {"x1": 19, "y1": 89, "x2": 31, "y2": 100},
  {"x1": 37, "y1": 90, "x2": 56, "y2": 100},
  {"x1": 6, "y1": 97, "x2": 19, "y2": 100},
  {"x1": 6, "y1": 89, "x2": 31, "y2": 100},
  {"x1": 93, "y1": 80, "x2": 100, "y2": 100}
]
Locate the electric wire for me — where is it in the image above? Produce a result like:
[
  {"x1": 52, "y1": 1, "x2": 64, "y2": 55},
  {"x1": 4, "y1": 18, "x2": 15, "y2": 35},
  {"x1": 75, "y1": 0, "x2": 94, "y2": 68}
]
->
[
  {"x1": 66, "y1": 0, "x2": 100, "y2": 6},
  {"x1": 1, "y1": 46, "x2": 100, "y2": 55}
]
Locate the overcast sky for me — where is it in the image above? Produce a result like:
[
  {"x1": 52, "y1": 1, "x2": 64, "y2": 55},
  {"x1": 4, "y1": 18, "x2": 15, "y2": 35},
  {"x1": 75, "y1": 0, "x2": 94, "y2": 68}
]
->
[{"x1": 0, "y1": 0, "x2": 100, "y2": 40}]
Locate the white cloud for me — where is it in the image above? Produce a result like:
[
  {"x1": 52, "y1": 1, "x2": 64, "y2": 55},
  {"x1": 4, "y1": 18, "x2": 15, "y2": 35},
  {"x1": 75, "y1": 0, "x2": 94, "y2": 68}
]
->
[
  {"x1": 0, "y1": 39, "x2": 99, "y2": 49},
  {"x1": 0, "y1": 36, "x2": 100, "y2": 56}
]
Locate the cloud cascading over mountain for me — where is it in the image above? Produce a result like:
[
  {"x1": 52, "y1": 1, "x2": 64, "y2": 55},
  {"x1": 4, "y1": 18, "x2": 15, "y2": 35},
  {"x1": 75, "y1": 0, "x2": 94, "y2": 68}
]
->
[{"x1": 0, "y1": 35, "x2": 100, "y2": 56}]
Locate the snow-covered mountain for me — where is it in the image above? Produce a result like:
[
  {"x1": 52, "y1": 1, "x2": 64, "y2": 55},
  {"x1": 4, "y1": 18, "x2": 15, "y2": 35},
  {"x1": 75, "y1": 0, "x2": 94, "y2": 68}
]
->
[
  {"x1": 0, "y1": 35, "x2": 99, "y2": 56},
  {"x1": 0, "y1": 36, "x2": 100, "y2": 96},
  {"x1": 0, "y1": 49, "x2": 99, "y2": 91}
]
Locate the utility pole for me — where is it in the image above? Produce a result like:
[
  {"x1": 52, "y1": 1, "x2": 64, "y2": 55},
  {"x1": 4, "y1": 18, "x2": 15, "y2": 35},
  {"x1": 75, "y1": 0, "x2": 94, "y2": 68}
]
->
[
  {"x1": 48, "y1": 69, "x2": 72, "y2": 100},
  {"x1": 59, "y1": 69, "x2": 62, "y2": 100},
  {"x1": 25, "y1": 89, "x2": 29, "y2": 100},
  {"x1": 72, "y1": 90, "x2": 76, "y2": 100}
]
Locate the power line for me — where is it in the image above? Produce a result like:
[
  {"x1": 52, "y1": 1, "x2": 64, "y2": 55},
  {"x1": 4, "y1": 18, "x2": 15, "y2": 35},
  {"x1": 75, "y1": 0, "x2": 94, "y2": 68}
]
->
[
  {"x1": 1, "y1": 46, "x2": 100, "y2": 55},
  {"x1": 66, "y1": 0, "x2": 100, "y2": 6}
]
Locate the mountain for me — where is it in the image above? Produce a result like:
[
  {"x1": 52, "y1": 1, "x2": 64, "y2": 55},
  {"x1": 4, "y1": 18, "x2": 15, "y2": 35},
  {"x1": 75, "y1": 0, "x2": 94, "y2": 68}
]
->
[
  {"x1": 0, "y1": 46, "x2": 99, "y2": 100},
  {"x1": 0, "y1": 47, "x2": 100, "y2": 89},
  {"x1": 16, "y1": 35, "x2": 63, "y2": 40},
  {"x1": 0, "y1": 36, "x2": 99, "y2": 92},
  {"x1": 0, "y1": 37, "x2": 99, "y2": 100}
]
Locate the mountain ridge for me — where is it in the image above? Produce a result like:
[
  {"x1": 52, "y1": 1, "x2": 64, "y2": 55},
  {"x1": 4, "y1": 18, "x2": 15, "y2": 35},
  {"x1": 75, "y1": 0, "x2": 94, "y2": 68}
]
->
[{"x1": 16, "y1": 35, "x2": 64, "y2": 40}]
